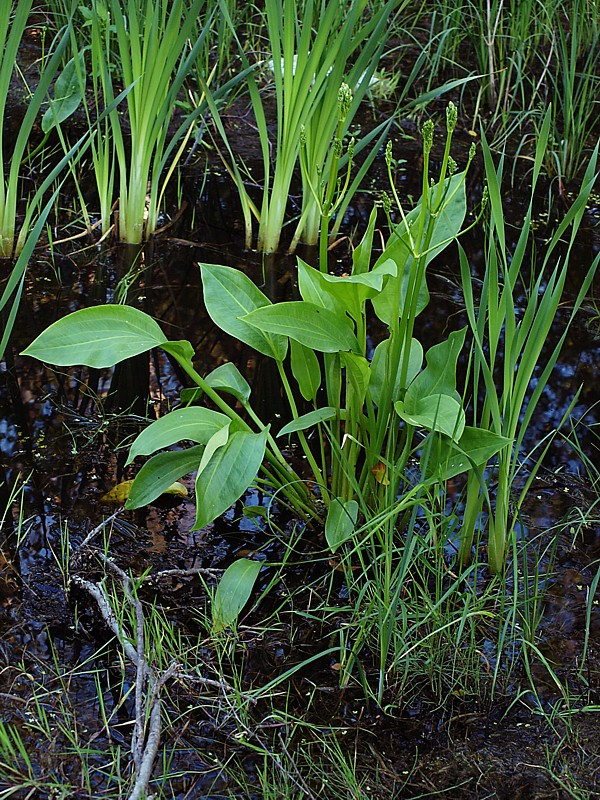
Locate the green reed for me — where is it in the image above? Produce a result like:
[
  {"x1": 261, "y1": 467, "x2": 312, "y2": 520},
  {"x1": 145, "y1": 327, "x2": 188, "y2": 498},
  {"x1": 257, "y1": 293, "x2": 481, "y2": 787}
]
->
[
  {"x1": 206, "y1": 0, "x2": 399, "y2": 253},
  {"x1": 0, "y1": 0, "x2": 73, "y2": 257},
  {"x1": 460, "y1": 110, "x2": 599, "y2": 573}
]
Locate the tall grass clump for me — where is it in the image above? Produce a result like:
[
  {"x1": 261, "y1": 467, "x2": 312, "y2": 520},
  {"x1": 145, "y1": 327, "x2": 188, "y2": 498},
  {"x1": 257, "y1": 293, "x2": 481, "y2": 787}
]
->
[
  {"x1": 459, "y1": 110, "x2": 600, "y2": 573},
  {"x1": 80, "y1": 0, "x2": 240, "y2": 244},
  {"x1": 206, "y1": 0, "x2": 400, "y2": 253},
  {"x1": 0, "y1": 0, "x2": 71, "y2": 257}
]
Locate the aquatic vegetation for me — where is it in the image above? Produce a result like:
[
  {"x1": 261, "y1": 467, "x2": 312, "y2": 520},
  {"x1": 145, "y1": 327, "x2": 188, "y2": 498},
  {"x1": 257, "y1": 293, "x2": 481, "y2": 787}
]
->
[
  {"x1": 206, "y1": 0, "x2": 399, "y2": 252},
  {"x1": 4, "y1": 2, "x2": 600, "y2": 793},
  {"x1": 78, "y1": 0, "x2": 240, "y2": 244},
  {"x1": 0, "y1": 0, "x2": 72, "y2": 257},
  {"x1": 460, "y1": 112, "x2": 600, "y2": 573}
]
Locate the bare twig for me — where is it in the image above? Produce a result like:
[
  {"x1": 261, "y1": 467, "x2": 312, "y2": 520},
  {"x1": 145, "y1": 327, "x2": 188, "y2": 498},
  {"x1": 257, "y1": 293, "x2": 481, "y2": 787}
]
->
[
  {"x1": 78, "y1": 509, "x2": 122, "y2": 549},
  {"x1": 71, "y1": 567, "x2": 177, "y2": 800}
]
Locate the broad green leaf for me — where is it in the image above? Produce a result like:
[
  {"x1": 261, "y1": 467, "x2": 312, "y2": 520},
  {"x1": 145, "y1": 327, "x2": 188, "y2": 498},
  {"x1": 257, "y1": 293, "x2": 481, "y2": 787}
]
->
[
  {"x1": 213, "y1": 558, "x2": 262, "y2": 632},
  {"x1": 200, "y1": 263, "x2": 287, "y2": 360},
  {"x1": 277, "y1": 407, "x2": 337, "y2": 437},
  {"x1": 421, "y1": 427, "x2": 513, "y2": 483},
  {"x1": 125, "y1": 445, "x2": 204, "y2": 509},
  {"x1": 396, "y1": 394, "x2": 465, "y2": 439},
  {"x1": 298, "y1": 258, "x2": 396, "y2": 322},
  {"x1": 21, "y1": 305, "x2": 167, "y2": 368},
  {"x1": 369, "y1": 337, "x2": 423, "y2": 406},
  {"x1": 404, "y1": 329, "x2": 466, "y2": 406},
  {"x1": 242, "y1": 302, "x2": 360, "y2": 353},
  {"x1": 290, "y1": 339, "x2": 321, "y2": 401},
  {"x1": 325, "y1": 497, "x2": 359, "y2": 551},
  {"x1": 194, "y1": 429, "x2": 268, "y2": 529},
  {"x1": 42, "y1": 50, "x2": 86, "y2": 133},
  {"x1": 126, "y1": 408, "x2": 231, "y2": 465}
]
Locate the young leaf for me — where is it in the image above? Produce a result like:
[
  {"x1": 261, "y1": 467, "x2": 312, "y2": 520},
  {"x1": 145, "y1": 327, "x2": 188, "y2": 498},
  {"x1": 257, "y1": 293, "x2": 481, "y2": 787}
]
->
[
  {"x1": 277, "y1": 407, "x2": 337, "y2": 437},
  {"x1": 42, "y1": 51, "x2": 86, "y2": 133},
  {"x1": 242, "y1": 302, "x2": 360, "y2": 353},
  {"x1": 325, "y1": 497, "x2": 359, "y2": 551},
  {"x1": 126, "y1": 408, "x2": 231, "y2": 465},
  {"x1": 396, "y1": 394, "x2": 465, "y2": 440},
  {"x1": 194, "y1": 429, "x2": 268, "y2": 529},
  {"x1": 21, "y1": 305, "x2": 167, "y2": 368},
  {"x1": 213, "y1": 558, "x2": 263, "y2": 632},
  {"x1": 200, "y1": 263, "x2": 287, "y2": 360},
  {"x1": 125, "y1": 445, "x2": 204, "y2": 509},
  {"x1": 180, "y1": 362, "x2": 252, "y2": 406},
  {"x1": 290, "y1": 338, "x2": 322, "y2": 401}
]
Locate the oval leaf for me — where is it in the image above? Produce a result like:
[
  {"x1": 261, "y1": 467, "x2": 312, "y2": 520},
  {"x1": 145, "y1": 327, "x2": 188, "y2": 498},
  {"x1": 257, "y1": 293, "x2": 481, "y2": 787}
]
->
[
  {"x1": 213, "y1": 558, "x2": 262, "y2": 632},
  {"x1": 21, "y1": 305, "x2": 167, "y2": 368},
  {"x1": 194, "y1": 429, "x2": 268, "y2": 530},
  {"x1": 126, "y1": 408, "x2": 231, "y2": 465},
  {"x1": 396, "y1": 394, "x2": 465, "y2": 440},
  {"x1": 125, "y1": 445, "x2": 204, "y2": 509},
  {"x1": 242, "y1": 302, "x2": 360, "y2": 353},
  {"x1": 200, "y1": 263, "x2": 287, "y2": 360}
]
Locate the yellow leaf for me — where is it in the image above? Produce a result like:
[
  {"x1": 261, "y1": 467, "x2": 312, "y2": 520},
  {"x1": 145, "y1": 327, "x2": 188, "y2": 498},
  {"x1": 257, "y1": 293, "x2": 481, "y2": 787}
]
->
[
  {"x1": 372, "y1": 462, "x2": 389, "y2": 485},
  {"x1": 101, "y1": 480, "x2": 188, "y2": 504}
]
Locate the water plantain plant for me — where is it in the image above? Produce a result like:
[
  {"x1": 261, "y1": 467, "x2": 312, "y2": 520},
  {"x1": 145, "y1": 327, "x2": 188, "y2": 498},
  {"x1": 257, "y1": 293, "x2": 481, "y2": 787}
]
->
[
  {"x1": 23, "y1": 108, "x2": 506, "y2": 556},
  {"x1": 22, "y1": 107, "x2": 598, "y2": 671}
]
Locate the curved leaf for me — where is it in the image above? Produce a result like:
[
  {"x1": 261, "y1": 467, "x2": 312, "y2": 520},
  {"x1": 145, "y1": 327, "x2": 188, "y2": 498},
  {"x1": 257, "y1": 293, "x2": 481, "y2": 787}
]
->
[
  {"x1": 243, "y1": 302, "x2": 360, "y2": 353},
  {"x1": 200, "y1": 263, "x2": 287, "y2": 360},
  {"x1": 126, "y1": 408, "x2": 231, "y2": 465},
  {"x1": 125, "y1": 445, "x2": 204, "y2": 509}
]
